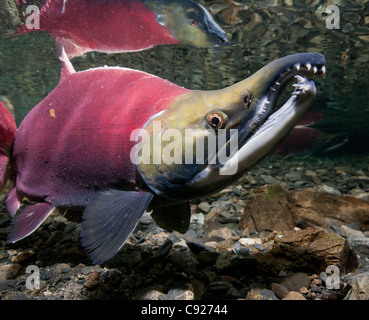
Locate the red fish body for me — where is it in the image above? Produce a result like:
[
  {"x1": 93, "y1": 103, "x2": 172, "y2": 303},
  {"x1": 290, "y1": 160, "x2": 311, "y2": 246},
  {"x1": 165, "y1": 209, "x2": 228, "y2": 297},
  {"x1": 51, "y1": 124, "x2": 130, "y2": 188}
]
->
[
  {"x1": 12, "y1": 67, "x2": 189, "y2": 208},
  {"x1": 0, "y1": 101, "x2": 17, "y2": 185},
  {"x1": 36, "y1": 0, "x2": 178, "y2": 58},
  {"x1": 16, "y1": 0, "x2": 228, "y2": 58}
]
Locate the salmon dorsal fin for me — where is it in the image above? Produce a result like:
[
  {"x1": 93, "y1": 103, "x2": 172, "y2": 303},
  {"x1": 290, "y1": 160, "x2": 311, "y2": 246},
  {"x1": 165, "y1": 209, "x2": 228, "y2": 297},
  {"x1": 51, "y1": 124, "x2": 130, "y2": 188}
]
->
[{"x1": 59, "y1": 46, "x2": 76, "y2": 81}]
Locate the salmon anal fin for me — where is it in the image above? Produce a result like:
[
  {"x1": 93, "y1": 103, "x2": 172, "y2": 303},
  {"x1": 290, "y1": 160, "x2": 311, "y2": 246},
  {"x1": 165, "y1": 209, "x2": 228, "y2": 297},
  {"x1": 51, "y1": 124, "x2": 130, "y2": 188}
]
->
[{"x1": 7, "y1": 203, "x2": 55, "y2": 243}]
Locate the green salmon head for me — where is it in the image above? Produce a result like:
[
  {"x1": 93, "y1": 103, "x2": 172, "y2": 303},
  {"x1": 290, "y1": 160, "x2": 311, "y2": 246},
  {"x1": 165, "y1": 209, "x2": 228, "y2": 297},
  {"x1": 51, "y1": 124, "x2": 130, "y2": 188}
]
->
[
  {"x1": 136, "y1": 53, "x2": 326, "y2": 201},
  {"x1": 144, "y1": 0, "x2": 229, "y2": 47}
]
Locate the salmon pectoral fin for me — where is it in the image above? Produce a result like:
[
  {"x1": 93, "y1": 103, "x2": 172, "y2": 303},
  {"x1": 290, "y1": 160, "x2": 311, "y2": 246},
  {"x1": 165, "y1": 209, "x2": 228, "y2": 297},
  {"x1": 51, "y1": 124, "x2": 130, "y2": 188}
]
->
[
  {"x1": 7, "y1": 203, "x2": 55, "y2": 243},
  {"x1": 80, "y1": 189, "x2": 154, "y2": 264}
]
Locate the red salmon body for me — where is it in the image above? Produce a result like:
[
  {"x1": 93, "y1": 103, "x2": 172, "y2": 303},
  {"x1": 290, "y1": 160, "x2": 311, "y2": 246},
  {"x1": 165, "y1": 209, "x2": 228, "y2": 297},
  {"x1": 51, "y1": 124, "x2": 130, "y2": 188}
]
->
[
  {"x1": 37, "y1": 0, "x2": 179, "y2": 57},
  {"x1": 13, "y1": 67, "x2": 189, "y2": 207}
]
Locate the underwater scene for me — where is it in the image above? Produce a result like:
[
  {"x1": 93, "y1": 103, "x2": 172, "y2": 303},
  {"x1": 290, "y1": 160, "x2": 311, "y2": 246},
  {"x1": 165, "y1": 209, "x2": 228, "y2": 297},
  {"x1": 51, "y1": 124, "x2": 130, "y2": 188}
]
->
[{"x1": 0, "y1": 0, "x2": 368, "y2": 302}]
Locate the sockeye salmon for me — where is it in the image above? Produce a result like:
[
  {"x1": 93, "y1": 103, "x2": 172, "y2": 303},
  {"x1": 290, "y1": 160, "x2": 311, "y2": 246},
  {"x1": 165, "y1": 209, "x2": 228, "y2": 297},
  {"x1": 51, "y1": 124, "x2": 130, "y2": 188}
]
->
[{"x1": 1, "y1": 52, "x2": 326, "y2": 263}]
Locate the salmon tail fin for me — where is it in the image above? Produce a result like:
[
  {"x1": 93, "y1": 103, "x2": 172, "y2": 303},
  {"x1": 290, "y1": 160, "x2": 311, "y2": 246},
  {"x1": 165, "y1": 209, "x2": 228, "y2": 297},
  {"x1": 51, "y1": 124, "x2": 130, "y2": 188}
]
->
[
  {"x1": 59, "y1": 46, "x2": 76, "y2": 81},
  {"x1": 0, "y1": 98, "x2": 17, "y2": 186}
]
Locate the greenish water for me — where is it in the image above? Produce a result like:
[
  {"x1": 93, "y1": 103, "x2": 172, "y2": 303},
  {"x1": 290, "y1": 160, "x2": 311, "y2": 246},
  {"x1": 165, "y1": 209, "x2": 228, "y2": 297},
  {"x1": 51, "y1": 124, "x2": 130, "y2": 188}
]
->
[{"x1": 0, "y1": 0, "x2": 368, "y2": 155}]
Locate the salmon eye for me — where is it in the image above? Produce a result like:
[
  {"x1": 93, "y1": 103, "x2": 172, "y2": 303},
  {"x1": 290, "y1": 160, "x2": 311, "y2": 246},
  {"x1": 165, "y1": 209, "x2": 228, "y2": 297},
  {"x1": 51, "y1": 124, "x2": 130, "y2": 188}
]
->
[
  {"x1": 243, "y1": 94, "x2": 252, "y2": 108},
  {"x1": 207, "y1": 112, "x2": 224, "y2": 129},
  {"x1": 190, "y1": 20, "x2": 198, "y2": 26}
]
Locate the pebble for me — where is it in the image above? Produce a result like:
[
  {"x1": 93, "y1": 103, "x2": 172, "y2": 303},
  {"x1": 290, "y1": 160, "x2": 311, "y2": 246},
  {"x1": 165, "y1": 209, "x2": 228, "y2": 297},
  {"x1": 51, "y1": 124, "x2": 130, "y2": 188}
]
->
[
  {"x1": 281, "y1": 273, "x2": 311, "y2": 292},
  {"x1": 341, "y1": 225, "x2": 365, "y2": 238},
  {"x1": 0, "y1": 264, "x2": 22, "y2": 281},
  {"x1": 83, "y1": 270, "x2": 100, "y2": 289},
  {"x1": 317, "y1": 184, "x2": 342, "y2": 196},
  {"x1": 11, "y1": 249, "x2": 35, "y2": 263},
  {"x1": 160, "y1": 287, "x2": 194, "y2": 300},
  {"x1": 271, "y1": 282, "x2": 289, "y2": 299},
  {"x1": 282, "y1": 291, "x2": 306, "y2": 300},
  {"x1": 197, "y1": 202, "x2": 210, "y2": 213}
]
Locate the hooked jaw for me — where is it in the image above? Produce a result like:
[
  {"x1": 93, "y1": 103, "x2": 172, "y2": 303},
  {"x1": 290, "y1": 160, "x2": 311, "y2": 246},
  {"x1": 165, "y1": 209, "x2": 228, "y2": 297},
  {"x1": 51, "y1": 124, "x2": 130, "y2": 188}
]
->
[{"x1": 218, "y1": 53, "x2": 326, "y2": 176}]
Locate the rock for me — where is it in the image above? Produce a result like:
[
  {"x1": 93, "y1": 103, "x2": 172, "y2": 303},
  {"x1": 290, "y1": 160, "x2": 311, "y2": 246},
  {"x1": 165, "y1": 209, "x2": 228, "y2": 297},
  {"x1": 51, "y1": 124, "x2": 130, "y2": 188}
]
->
[
  {"x1": 346, "y1": 271, "x2": 369, "y2": 300},
  {"x1": 186, "y1": 240, "x2": 216, "y2": 254},
  {"x1": 197, "y1": 202, "x2": 210, "y2": 213},
  {"x1": 168, "y1": 248, "x2": 200, "y2": 274},
  {"x1": 0, "y1": 263, "x2": 22, "y2": 281},
  {"x1": 11, "y1": 249, "x2": 35, "y2": 263},
  {"x1": 310, "y1": 284, "x2": 322, "y2": 293},
  {"x1": 240, "y1": 185, "x2": 369, "y2": 233},
  {"x1": 259, "y1": 289, "x2": 278, "y2": 300},
  {"x1": 347, "y1": 236, "x2": 369, "y2": 267},
  {"x1": 238, "y1": 238, "x2": 262, "y2": 246},
  {"x1": 83, "y1": 270, "x2": 100, "y2": 289},
  {"x1": 207, "y1": 227, "x2": 233, "y2": 240},
  {"x1": 254, "y1": 228, "x2": 358, "y2": 275},
  {"x1": 226, "y1": 287, "x2": 242, "y2": 299},
  {"x1": 198, "y1": 251, "x2": 219, "y2": 265},
  {"x1": 232, "y1": 242, "x2": 250, "y2": 256},
  {"x1": 317, "y1": 184, "x2": 342, "y2": 196},
  {"x1": 140, "y1": 289, "x2": 165, "y2": 300},
  {"x1": 240, "y1": 185, "x2": 295, "y2": 232},
  {"x1": 280, "y1": 272, "x2": 311, "y2": 292},
  {"x1": 245, "y1": 289, "x2": 263, "y2": 300},
  {"x1": 340, "y1": 225, "x2": 365, "y2": 238},
  {"x1": 215, "y1": 251, "x2": 256, "y2": 274},
  {"x1": 161, "y1": 287, "x2": 195, "y2": 300},
  {"x1": 271, "y1": 282, "x2": 289, "y2": 299},
  {"x1": 282, "y1": 291, "x2": 306, "y2": 300}
]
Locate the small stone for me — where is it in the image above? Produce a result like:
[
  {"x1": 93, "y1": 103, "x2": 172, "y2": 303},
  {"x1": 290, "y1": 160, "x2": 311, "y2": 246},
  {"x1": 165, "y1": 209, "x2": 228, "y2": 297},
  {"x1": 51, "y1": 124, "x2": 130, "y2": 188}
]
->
[
  {"x1": 164, "y1": 288, "x2": 194, "y2": 300},
  {"x1": 238, "y1": 238, "x2": 262, "y2": 246},
  {"x1": 259, "y1": 289, "x2": 278, "y2": 300},
  {"x1": 271, "y1": 282, "x2": 289, "y2": 299},
  {"x1": 83, "y1": 270, "x2": 100, "y2": 289},
  {"x1": 317, "y1": 184, "x2": 342, "y2": 196},
  {"x1": 226, "y1": 287, "x2": 242, "y2": 299},
  {"x1": 346, "y1": 271, "x2": 369, "y2": 300},
  {"x1": 310, "y1": 285, "x2": 322, "y2": 293},
  {"x1": 245, "y1": 289, "x2": 263, "y2": 300},
  {"x1": 281, "y1": 272, "x2": 311, "y2": 292},
  {"x1": 141, "y1": 289, "x2": 164, "y2": 300},
  {"x1": 186, "y1": 240, "x2": 216, "y2": 254},
  {"x1": 305, "y1": 170, "x2": 317, "y2": 177},
  {"x1": 197, "y1": 202, "x2": 210, "y2": 213},
  {"x1": 0, "y1": 264, "x2": 22, "y2": 281},
  {"x1": 300, "y1": 287, "x2": 309, "y2": 294},
  {"x1": 208, "y1": 227, "x2": 233, "y2": 240},
  {"x1": 198, "y1": 251, "x2": 219, "y2": 265},
  {"x1": 346, "y1": 236, "x2": 369, "y2": 267},
  {"x1": 7, "y1": 250, "x2": 17, "y2": 256},
  {"x1": 282, "y1": 291, "x2": 306, "y2": 300},
  {"x1": 340, "y1": 225, "x2": 365, "y2": 238},
  {"x1": 11, "y1": 249, "x2": 35, "y2": 263}
]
